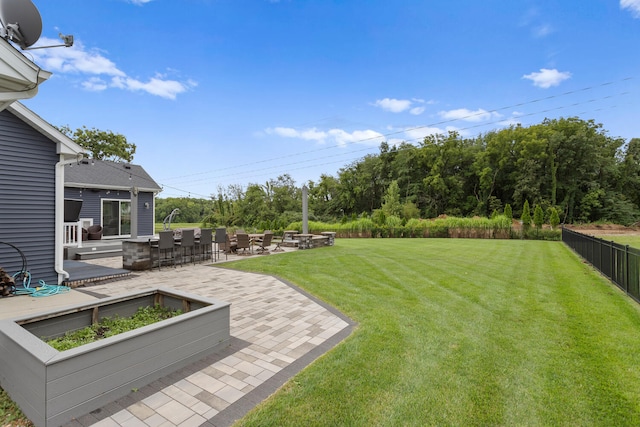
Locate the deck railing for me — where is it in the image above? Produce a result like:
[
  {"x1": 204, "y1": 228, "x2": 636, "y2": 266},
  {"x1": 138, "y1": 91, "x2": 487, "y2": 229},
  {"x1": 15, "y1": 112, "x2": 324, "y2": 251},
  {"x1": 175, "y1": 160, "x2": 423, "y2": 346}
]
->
[{"x1": 64, "y1": 221, "x2": 83, "y2": 248}]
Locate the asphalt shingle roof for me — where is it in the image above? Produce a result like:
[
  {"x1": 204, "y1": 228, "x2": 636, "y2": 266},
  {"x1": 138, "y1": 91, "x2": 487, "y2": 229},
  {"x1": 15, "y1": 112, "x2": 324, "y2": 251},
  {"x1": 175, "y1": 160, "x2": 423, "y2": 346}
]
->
[{"x1": 65, "y1": 159, "x2": 162, "y2": 192}]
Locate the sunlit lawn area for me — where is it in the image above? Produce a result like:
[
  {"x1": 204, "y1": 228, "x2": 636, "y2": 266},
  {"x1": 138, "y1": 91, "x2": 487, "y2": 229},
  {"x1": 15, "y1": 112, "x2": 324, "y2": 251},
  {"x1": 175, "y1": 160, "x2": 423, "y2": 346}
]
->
[
  {"x1": 222, "y1": 238, "x2": 640, "y2": 426},
  {"x1": 596, "y1": 234, "x2": 640, "y2": 249},
  {"x1": 154, "y1": 222, "x2": 201, "y2": 233}
]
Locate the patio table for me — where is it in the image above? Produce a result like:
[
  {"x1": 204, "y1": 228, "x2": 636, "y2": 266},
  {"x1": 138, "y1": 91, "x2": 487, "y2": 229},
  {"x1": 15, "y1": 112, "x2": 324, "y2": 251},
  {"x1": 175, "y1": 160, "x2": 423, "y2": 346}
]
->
[{"x1": 248, "y1": 234, "x2": 264, "y2": 251}]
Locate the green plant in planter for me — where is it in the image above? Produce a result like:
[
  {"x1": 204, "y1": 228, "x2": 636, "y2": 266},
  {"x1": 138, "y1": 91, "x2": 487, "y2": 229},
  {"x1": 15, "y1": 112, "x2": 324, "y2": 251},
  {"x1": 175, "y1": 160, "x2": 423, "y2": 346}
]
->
[{"x1": 47, "y1": 305, "x2": 182, "y2": 351}]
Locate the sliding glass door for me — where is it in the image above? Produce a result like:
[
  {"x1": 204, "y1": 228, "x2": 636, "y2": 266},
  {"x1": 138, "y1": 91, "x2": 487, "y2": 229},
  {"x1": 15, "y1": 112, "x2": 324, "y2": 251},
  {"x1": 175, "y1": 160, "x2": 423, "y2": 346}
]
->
[{"x1": 102, "y1": 199, "x2": 131, "y2": 237}]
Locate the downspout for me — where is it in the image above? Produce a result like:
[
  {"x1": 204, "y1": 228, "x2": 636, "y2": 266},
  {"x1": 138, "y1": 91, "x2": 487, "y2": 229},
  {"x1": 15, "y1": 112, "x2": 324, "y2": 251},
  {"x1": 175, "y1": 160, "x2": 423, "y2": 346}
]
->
[{"x1": 55, "y1": 153, "x2": 83, "y2": 284}]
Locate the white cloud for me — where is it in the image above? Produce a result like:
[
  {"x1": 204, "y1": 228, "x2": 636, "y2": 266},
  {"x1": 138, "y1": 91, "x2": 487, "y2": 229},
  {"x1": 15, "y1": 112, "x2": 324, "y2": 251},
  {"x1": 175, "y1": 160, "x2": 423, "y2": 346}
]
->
[
  {"x1": 29, "y1": 37, "x2": 194, "y2": 99},
  {"x1": 129, "y1": 0, "x2": 153, "y2": 4},
  {"x1": 266, "y1": 127, "x2": 327, "y2": 143},
  {"x1": 438, "y1": 108, "x2": 501, "y2": 122},
  {"x1": 373, "y1": 98, "x2": 412, "y2": 113},
  {"x1": 522, "y1": 68, "x2": 571, "y2": 88},
  {"x1": 372, "y1": 97, "x2": 428, "y2": 115},
  {"x1": 266, "y1": 127, "x2": 385, "y2": 146},
  {"x1": 31, "y1": 39, "x2": 124, "y2": 77},
  {"x1": 328, "y1": 129, "x2": 385, "y2": 146},
  {"x1": 621, "y1": 0, "x2": 640, "y2": 17},
  {"x1": 111, "y1": 75, "x2": 193, "y2": 100},
  {"x1": 268, "y1": 127, "x2": 301, "y2": 138},
  {"x1": 81, "y1": 77, "x2": 108, "y2": 92}
]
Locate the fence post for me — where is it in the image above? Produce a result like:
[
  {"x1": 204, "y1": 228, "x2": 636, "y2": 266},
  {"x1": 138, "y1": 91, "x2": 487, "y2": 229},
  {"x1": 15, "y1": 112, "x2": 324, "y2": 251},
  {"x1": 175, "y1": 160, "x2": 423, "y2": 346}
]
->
[
  {"x1": 626, "y1": 245, "x2": 630, "y2": 295},
  {"x1": 611, "y1": 239, "x2": 614, "y2": 286}
]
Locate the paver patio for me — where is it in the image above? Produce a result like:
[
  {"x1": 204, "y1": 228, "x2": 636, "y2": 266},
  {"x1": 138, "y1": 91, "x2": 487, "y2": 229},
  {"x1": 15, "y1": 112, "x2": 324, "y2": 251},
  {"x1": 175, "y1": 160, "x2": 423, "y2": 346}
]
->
[{"x1": 0, "y1": 251, "x2": 353, "y2": 427}]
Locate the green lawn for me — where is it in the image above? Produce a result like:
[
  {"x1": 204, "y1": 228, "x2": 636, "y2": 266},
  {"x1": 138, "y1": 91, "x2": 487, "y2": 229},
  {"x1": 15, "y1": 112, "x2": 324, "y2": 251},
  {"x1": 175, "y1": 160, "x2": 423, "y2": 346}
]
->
[
  {"x1": 221, "y1": 238, "x2": 640, "y2": 426},
  {"x1": 597, "y1": 234, "x2": 640, "y2": 249},
  {"x1": 154, "y1": 222, "x2": 201, "y2": 233}
]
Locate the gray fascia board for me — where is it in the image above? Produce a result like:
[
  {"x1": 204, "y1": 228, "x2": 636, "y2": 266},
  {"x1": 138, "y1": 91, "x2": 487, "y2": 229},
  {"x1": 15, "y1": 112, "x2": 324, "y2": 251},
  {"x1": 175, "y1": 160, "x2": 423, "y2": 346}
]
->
[{"x1": 65, "y1": 183, "x2": 160, "y2": 193}]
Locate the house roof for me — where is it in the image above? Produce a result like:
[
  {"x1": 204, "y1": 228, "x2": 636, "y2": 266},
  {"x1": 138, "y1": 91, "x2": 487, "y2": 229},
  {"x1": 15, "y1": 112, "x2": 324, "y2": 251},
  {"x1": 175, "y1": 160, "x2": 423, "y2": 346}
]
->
[
  {"x1": 0, "y1": 38, "x2": 52, "y2": 111},
  {"x1": 64, "y1": 159, "x2": 162, "y2": 193},
  {"x1": 7, "y1": 102, "x2": 83, "y2": 157}
]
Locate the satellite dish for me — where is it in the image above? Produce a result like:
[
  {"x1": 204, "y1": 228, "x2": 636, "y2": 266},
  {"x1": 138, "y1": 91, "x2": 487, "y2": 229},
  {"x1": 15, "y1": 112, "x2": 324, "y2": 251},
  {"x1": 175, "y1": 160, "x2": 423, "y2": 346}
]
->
[{"x1": 0, "y1": 0, "x2": 42, "y2": 49}]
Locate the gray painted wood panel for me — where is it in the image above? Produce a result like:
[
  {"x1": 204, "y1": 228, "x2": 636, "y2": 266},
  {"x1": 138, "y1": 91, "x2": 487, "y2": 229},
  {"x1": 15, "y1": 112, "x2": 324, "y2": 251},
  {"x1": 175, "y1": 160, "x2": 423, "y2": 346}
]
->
[
  {"x1": 0, "y1": 288, "x2": 230, "y2": 427},
  {"x1": 47, "y1": 325, "x2": 229, "y2": 412},
  {"x1": 0, "y1": 321, "x2": 54, "y2": 427}
]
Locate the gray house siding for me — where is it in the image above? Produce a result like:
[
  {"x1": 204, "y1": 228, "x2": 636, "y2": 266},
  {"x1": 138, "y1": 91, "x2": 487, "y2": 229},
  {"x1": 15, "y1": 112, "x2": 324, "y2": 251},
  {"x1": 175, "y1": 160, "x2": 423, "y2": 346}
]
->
[
  {"x1": 0, "y1": 109, "x2": 58, "y2": 285},
  {"x1": 64, "y1": 188, "x2": 156, "y2": 236},
  {"x1": 137, "y1": 192, "x2": 155, "y2": 235},
  {"x1": 64, "y1": 188, "x2": 100, "y2": 224}
]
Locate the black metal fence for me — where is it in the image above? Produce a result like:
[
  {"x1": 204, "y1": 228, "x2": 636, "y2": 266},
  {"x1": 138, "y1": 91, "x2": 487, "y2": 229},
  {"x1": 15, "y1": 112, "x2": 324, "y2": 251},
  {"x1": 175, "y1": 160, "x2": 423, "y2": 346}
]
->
[{"x1": 562, "y1": 227, "x2": 640, "y2": 303}]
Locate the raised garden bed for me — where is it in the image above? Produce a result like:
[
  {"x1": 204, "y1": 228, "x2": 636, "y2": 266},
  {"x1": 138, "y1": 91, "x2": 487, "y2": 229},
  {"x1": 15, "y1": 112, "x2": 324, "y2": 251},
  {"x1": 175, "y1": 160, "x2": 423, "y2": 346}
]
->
[{"x1": 0, "y1": 287, "x2": 230, "y2": 427}]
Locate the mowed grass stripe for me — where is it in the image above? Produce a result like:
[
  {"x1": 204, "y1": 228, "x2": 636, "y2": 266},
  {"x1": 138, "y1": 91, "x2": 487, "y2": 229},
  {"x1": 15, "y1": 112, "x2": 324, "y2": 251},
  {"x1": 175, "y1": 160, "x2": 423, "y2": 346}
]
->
[{"x1": 224, "y1": 239, "x2": 640, "y2": 426}]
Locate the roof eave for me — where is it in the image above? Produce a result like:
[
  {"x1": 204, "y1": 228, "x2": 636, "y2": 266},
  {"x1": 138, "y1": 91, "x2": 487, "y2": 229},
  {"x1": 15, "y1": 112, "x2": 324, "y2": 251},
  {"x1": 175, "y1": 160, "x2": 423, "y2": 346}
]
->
[
  {"x1": 65, "y1": 182, "x2": 162, "y2": 193},
  {"x1": 0, "y1": 38, "x2": 54, "y2": 110}
]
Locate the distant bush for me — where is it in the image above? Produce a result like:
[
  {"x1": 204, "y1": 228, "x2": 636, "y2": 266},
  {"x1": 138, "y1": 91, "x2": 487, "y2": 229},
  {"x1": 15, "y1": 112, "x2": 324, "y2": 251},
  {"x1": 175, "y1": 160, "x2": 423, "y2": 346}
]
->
[
  {"x1": 519, "y1": 228, "x2": 562, "y2": 241},
  {"x1": 287, "y1": 215, "x2": 518, "y2": 239}
]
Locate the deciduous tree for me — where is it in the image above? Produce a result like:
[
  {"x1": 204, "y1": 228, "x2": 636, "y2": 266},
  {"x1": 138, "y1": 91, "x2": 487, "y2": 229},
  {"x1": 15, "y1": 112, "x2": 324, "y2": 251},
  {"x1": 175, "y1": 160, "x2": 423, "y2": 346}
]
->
[{"x1": 58, "y1": 125, "x2": 136, "y2": 162}]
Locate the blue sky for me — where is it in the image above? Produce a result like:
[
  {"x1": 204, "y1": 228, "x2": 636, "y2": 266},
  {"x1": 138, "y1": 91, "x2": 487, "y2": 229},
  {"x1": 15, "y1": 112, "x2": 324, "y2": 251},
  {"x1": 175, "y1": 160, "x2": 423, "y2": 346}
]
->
[{"x1": 17, "y1": 0, "x2": 640, "y2": 198}]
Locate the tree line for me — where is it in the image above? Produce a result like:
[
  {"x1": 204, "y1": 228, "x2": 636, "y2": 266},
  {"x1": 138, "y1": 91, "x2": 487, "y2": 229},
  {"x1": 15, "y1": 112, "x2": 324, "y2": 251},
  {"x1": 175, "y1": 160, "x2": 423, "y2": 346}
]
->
[{"x1": 160, "y1": 116, "x2": 638, "y2": 228}]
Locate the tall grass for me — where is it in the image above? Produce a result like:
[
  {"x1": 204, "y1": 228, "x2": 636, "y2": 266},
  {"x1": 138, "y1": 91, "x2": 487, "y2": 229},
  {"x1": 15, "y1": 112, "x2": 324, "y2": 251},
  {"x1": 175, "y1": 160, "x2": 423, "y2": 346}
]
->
[
  {"x1": 162, "y1": 215, "x2": 559, "y2": 240},
  {"x1": 287, "y1": 215, "x2": 528, "y2": 239}
]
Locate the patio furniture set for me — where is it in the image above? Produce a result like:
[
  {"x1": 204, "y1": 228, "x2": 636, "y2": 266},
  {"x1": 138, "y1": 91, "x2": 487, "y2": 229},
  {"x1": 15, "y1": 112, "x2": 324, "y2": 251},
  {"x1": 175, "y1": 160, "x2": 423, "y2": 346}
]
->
[
  {"x1": 121, "y1": 229, "x2": 335, "y2": 271},
  {"x1": 149, "y1": 228, "x2": 213, "y2": 269},
  {"x1": 216, "y1": 229, "x2": 274, "y2": 259},
  {"x1": 149, "y1": 228, "x2": 275, "y2": 269}
]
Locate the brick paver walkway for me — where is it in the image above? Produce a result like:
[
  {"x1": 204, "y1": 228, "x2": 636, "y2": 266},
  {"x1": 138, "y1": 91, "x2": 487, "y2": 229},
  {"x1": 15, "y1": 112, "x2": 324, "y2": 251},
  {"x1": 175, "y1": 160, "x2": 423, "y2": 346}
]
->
[{"x1": 55, "y1": 259, "x2": 353, "y2": 426}]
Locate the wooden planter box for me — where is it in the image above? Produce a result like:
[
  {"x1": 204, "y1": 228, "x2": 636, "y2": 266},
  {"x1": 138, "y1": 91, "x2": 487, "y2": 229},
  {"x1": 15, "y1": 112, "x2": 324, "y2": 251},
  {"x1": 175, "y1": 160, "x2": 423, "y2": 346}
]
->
[{"x1": 0, "y1": 288, "x2": 230, "y2": 427}]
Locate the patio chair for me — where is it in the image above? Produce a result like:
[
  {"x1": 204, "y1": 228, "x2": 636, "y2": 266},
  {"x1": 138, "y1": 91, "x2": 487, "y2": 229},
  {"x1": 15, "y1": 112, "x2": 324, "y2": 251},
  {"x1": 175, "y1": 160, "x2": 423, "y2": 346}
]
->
[
  {"x1": 214, "y1": 227, "x2": 227, "y2": 261},
  {"x1": 235, "y1": 233, "x2": 252, "y2": 255},
  {"x1": 196, "y1": 228, "x2": 213, "y2": 262},
  {"x1": 255, "y1": 231, "x2": 273, "y2": 253},
  {"x1": 149, "y1": 231, "x2": 176, "y2": 270},
  {"x1": 176, "y1": 228, "x2": 196, "y2": 265},
  {"x1": 87, "y1": 225, "x2": 103, "y2": 240},
  {"x1": 216, "y1": 233, "x2": 236, "y2": 253}
]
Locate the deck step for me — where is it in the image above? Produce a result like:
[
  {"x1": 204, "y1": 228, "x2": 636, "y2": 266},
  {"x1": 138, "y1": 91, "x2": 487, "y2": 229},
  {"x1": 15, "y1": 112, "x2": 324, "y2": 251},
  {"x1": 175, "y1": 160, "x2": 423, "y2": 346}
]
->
[{"x1": 75, "y1": 249, "x2": 122, "y2": 260}]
